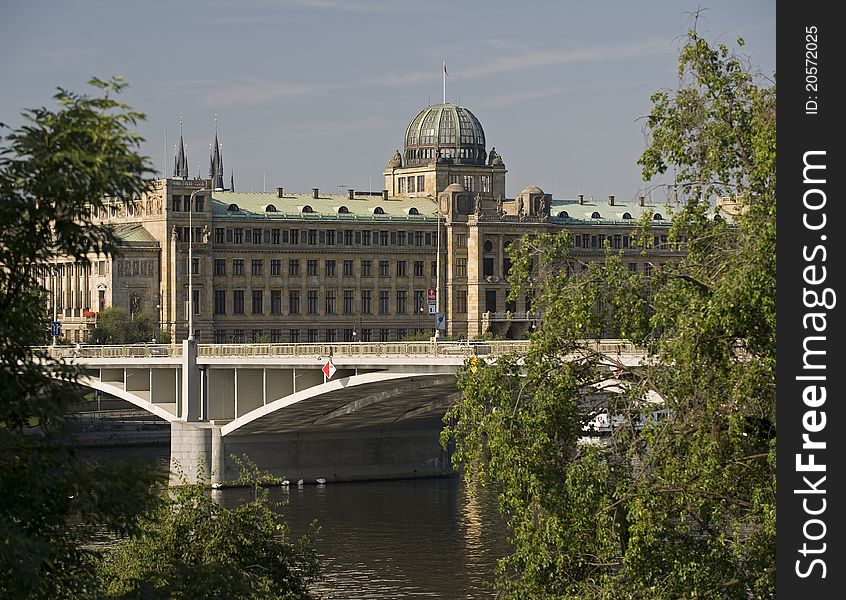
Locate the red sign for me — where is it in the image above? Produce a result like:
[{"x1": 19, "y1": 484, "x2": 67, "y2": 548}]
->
[
  {"x1": 322, "y1": 359, "x2": 337, "y2": 380},
  {"x1": 427, "y1": 288, "x2": 437, "y2": 302}
]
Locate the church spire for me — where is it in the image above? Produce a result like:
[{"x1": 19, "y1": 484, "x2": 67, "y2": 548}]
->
[
  {"x1": 230, "y1": 171, "x2": 235, "y2": 192},
  {"x1": 209, "y1": 114, "x2": 225, "y2": 190},
  {"x1": 173, "y1": 116, "x2": 189, "y2": 179}
]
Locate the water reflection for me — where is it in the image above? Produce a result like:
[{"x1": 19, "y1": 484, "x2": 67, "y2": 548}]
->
[
  {"x1": 218, "y1": 478, "x2": 510, "y2": 599},
  {"x1": 78, "y1": 444, "x2": 511, "y2": 599}
]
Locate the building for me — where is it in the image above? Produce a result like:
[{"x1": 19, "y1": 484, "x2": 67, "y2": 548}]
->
[{"x1": 44, "y1": 102, "x2": 701, "y2": 343}]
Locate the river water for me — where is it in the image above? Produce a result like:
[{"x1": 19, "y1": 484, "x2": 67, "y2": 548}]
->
[{"x1": 78, "y1": 444, "x2": 512, "y2": 599}]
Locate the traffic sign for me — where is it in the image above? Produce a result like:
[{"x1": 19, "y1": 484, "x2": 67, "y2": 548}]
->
[
  {"x1": 435, "y1": 312, "x2": 446, "y2": 330},
  {"x1": 50, "y1": 321, "x2": 61, "y2": 337},
  {"x1": 322, "y1": 359, "x2": 337, "y2": 380},
  {"x1": 427, "y1": 288, "x2": 437, "y2": 304},
  {"x1": 428, "y1": 304, "x2": 437, "y2": 315}
]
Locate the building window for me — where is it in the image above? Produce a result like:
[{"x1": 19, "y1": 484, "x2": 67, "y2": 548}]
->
[
  {"x1": 378, "y1": 290, "x2": 390, "y2": 315},
  {"x1": 413, "y1": 261, "x2": 424, "y2": 277},
  {"x1": 308, "y1": 329, "x2": 319, "y2": 343},
  {"x1": 343, "y1": 328, "x2": 354, "y2": 342},
  {"x1": 379, "y1": 261, "x2": 389, "y2": 277},
  {"x1": 232, "y1": 329, "x2": 245, "y2": 343},
  {"x1": 233, "y1": 259, "x2": 245, "y2": 275},
  {"x1": 416, "y1": 175, "x2": 424, "y2": 192},
  {"x1": 324, "y1": 329, "x2": 336, "y2": 342},
  {"x1": 361, "y1": 290, "x2": 372, "y2": 315},
  {"x1": 483, "y1": 257, "x2": 494, "y2": 277},
  {"x1": 214, "y1": 290, "x2": 226, "y2": 314},
  {"x1": 485, "y1": 290, "x2": 497, "y2": 313},
  {"x1": 362, "y1": 329, "x2": 372, "y2": 342},
  {"x1": 456, "y1": 258, "x2": 467, "y2": 277},
  {"x1": 251, "y1": 259, "x2": 263, "y2": 276},
  {"x1": 233, "y1": 228, "x2": 244, "y2": 244},
  {"x1": 307, "y1": 260, "x2": 318, "y2": 276},
  {"x1": 397, "y1": 328, "x2": 406, "y2": 340},
  {"x1": 396, "y1": 290, "x2": 407, "y2": 314},
  {"x1": 191, "y1": 258, "x2": 200, "y2": 275},
  {"x1": 456, "y1": 290, "x2": 467, "y2": 313},
  {"x1": 172, "y1": 196, "x2": 182, "y2": 211},
  {"x1": 250, "y1": 329, "x2": 262, "y2": 343},
  {"x1": 414, "y1": 290, "x2": 425, "y2": 313},
  {"x1": 214, "y1": 330, "x2": 226, "y2": 344},
  {"x1": 307, "y1": 290, "x2": 318, "y2": 315},
  {"x1": 398, "y1": 231, "x2": 406, "y2": 246},
  {"x1": 214, "y1": 228, "x2": 225, "y2": 243},
  {"x1": 380, "y1": 328, "x2": 390, "y2": 342},
  {"x1": 233, "y1": 290, "x2": 245, "y2": 315},
  {"x1": 362, "y1": 231, "x2": 371, "y2": 245},
  {"x1": 344, "y1": 290, "x2": 354, "y2": 315},
  {"x1": 325, "y1": 260, "x2": 336, "y2": 277},
  {"x1": 481, "y1": 175, "x2": 491, "y2": 193},
  {"x1": 326, "y1": 230, "x2": 336, "y2": 245},
  {"x1": 288, "y1": 259, "x2": 300, "y2": 276},
  {"x1": 289, "y1": 291, "x2": 300, "y2": 314},
  {"x1": 431, "y1": 261, "x2": 437, "y2": 277},
  {"x1": 214, "y1": 259, "x2": 225, "y2": 276},
  {"x1": 270, "y1": 259, "x2": 281, "y2": 276},
  {"x1": 395, "y1": 261, "x2": 407, "y2": 277},
  {"x1": 308, "y1": 229, "x2": 317, "y2": 245},
  {"x1": 289, "y1": 329, "x2": 300, "y2": 343},
  {"x1": 271, "y1": 290, "x2": 282, "y2": 314},
  {"x1": 343, "y1": 260, "x2": 354, "y2": 277},
  {"x1": 290, "y1": 229, "x2": 299, "y2": 244},
  {"x1": 463, "y1": 175, "x2": 474, "y2": 192},
  {"x1": 271, "y1": 228, "x2": 281, "y2": 244},
  {"x1": 398, "y1": 178, "x2": 405, "y2": 194},
  {"x1": 270, "y1": 329, "x2": 282, "y2": 342},
  {"x1": 362, "y1": 260, "x2": 372, "y2": 277},
  {"x1": 407, "y1": 176, "x2": 415, "y2": 193},
  {"x1": 344, "y1": 230, "x2": 353, "y2": 245},
  {"x1": 252, "y1": 290, "x2": 263, "y2": 314},
  {"x1": 325, "y1": 291, "x2": 336, "y2": 315}
]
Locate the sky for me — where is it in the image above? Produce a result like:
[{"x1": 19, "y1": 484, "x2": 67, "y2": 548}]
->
[{"x1": 0, "y1": 0, "x2": 775, "y2": 202}]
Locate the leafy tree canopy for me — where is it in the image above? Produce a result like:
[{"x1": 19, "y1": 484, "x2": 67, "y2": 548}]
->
[{"x1": 443, "y1": 24, "x2": 775, "y2": 599}]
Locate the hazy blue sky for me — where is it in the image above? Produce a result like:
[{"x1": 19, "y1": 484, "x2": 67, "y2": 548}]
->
[{"x1": 0, "y1": 0, "x2": 775, "y2": 201}]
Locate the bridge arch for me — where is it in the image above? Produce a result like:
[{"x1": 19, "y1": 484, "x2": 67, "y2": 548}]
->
[{"x1": 56, "y1": 374, "x2": 179, "y2": 423}]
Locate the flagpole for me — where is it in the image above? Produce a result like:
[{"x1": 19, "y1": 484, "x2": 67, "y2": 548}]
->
[{"x1": 443, "y1": 61, "x2": 446, "y2": 104}]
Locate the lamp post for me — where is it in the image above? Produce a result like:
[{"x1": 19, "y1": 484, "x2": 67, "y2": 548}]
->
[
  {"x1": 352, "y1": 316, "x2": 363, "y2": 342},
  {"x1": 187, "y1": 187, "x2": 206, "y2": 341}
]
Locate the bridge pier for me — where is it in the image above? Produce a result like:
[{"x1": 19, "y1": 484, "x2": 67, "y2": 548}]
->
[{"x1": 169, "y1": 421, "x2": 224, "y2": 485}]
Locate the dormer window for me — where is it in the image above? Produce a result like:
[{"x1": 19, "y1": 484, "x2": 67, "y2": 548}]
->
[
  {"x1": 227, "y1": 203, "x2": 239, "y2": 212},
  {"x1": 591, "y1": 211, "x2": 601, "y2": 219},
  {"x1": 557, "y1": 210, "x2": 569, "y2": 218},
  {"x1": 301, "y1": 205, "x2": 314, "y2": 213},
  {"x1": 622, "y1": 212, "x2": 633, "y2": 219},
  {"x1": 265, "y1": 204, "x2": 277, "y2": 212},
  {"x1": 373, "y1": 206, "x2": 385, "y2": 215},
  {"x1": 653, "y1": 213, "x2": 664, "y2": 221},
  {"x1": 407, "y1": 207, "x2": 419, "y2": 215},
  {"x1": 337, "y1": 206, "x2": 350, "y2": 214}
]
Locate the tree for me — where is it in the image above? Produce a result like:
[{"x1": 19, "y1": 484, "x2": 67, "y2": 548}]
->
[
  {"x1": 0, "y1": 77, "x2": 160, "y2": 599},
  {"x1": 89, "y1": 306, "x2": 160, "y2": 344},
  {"x1": 99, "y1": 458, "x2": 320, "y2": 599},
  {"x1": 442, "y1": 25, "x2": 775, "y2": 600}
]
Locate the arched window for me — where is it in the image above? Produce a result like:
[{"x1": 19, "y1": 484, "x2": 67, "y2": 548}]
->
[
  {"x1": 227, "y1": 203, "x2": 239, "y2": 212},
  {"x1": 557, "y1": 210, "x2": 569, "y2": 218},
  {"x1": 483, "y1": 239, "x2": 494, "y2": 252},
  {"x1": 714, "y1": 214, "x2": 723, "y2": 222},
  {"x1": 265, "y1": 204, "x2": 277, "y2": 212},
  {"x1": 373, "y1": 206, "x2": 385, "y2": 215},
  {"x1": 407, "y1": 207, "x2": 419, "y2": 215},
  {"x1": 622, "y1": 212, "x2": 633, "y2": 219},
  {"x1": 337, "y1": 206, "x2": 349, "y2": 214},
  {"x1": 591, "y1": 211, "x2": 601, "y2": 219},
  {"x1": 653, "y1": 213, "x2": 664, "y2": 221},
  {"x1": 301, "y1": 205, "x2": 314, "y2": 213}
]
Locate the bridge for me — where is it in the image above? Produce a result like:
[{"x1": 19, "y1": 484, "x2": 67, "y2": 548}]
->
[{"x1": 41, "y1": 339, "x2": 645, "y2": 485}]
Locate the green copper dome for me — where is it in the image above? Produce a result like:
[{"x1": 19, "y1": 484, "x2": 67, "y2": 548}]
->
[{"x1": 403, "y1": 103, "x2": 486, "y2": 167}]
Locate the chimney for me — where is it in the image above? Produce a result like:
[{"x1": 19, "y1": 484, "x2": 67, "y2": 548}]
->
[
  {"x1": 639, "y1": 196, "x2": 645, "y2": 207},
  {"x1": 578, "y1": 194, "x2": 584, "y2": 205},
  {"x1": 382, "y1": 189, "x2": 389, "y2": 201},
  {"x1": 608, "y1": 195, "x2": 615, "y2": 206},
  {"x1": 276, "y1": 187, "x2": 284, "y2": 198},
  {"x1": 312, "y1": 187, "x2": 319, "y2": 199},
  {"x1": 348, "y1": 188, "x2": 354, "y2": 200}
]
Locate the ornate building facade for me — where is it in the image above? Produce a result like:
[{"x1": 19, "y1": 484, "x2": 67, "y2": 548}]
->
[{"x1": 45, "y1": 103, "x2": 708, "y2": 343}]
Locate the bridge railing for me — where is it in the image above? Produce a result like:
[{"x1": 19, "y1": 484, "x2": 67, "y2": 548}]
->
[{"x1": 34, "y1": 339, "x2": 639, "y2": 361}]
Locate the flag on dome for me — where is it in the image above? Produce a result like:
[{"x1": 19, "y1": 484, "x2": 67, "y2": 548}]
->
[{"x1": 443, "y1": 61, "x2": 448, "y2": 77}]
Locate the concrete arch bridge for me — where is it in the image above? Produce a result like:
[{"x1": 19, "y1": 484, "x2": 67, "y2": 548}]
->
[{"x1": 41, "y1": 339, "x2": 644, "y2": 484}]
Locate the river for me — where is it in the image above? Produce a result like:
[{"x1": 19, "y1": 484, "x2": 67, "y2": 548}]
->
[{"x1": 78, "y1": 443, "x2": 512, "y2": 599}]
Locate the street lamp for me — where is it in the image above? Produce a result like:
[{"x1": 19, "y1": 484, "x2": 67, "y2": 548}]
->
[
  {"x1": 352, "y1": 316, "x2": 363, "y2": 342},
  {"x1": 187, "y1": 187, "x2": 206, "y2": 341}
]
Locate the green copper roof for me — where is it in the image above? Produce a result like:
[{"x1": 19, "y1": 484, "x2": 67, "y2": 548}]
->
[
  {"x1": 550, "y1": 198, "x2": 729, "y2": 225},
  {"x1": 112, "y1": 223, "x2": 158, "y2": 243},
  {"x1": 210, "y1": 191, "x2": 437, "y2": 221}
]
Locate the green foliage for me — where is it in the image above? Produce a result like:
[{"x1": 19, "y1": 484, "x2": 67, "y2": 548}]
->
[
  {"x1": 100, "y1": 459, "x2": 320, "y2": 599},
  {"x1": 0, "y1": 78, "x2": 158, "y2": 598},
  {"x1": 89, "y1": 306, "x2": 159, "y2": 344},
  {"x1": 443, "y1": 26, "x2": 775, "y2": 599}
]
